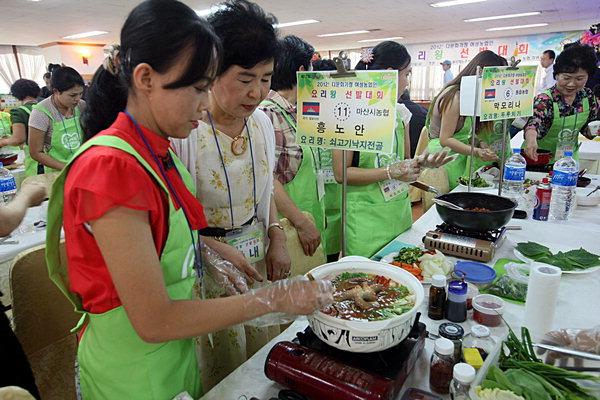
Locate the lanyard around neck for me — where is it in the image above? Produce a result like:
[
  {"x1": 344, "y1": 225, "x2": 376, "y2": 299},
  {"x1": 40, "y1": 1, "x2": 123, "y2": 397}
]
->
[
  {"x1": 376, "y1": 128, "x2": 400, "y2": 167},
  {"x1": 123, "y1": 110, "x2": 203, "y2": 279},
  {"x1": 207, "y1": 111, "x2": 257, "y2": 228},
  {"x1": 52, "y1": 96, "x2": 81, "y2": 153}
]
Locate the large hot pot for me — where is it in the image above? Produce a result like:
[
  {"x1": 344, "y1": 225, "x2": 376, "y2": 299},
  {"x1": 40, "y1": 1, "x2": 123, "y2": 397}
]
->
[
  {"x1": 307, "y1": 257, "x2": 424, "y2": 353},
  {"x1": 435, "y1": 192, "x2": 517, "y2": 231}
]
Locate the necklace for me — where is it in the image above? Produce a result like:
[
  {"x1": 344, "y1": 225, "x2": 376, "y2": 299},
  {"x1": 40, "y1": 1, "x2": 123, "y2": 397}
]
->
[{"x1": 231, "y1": 134, "x2": 247, "y2": 155}]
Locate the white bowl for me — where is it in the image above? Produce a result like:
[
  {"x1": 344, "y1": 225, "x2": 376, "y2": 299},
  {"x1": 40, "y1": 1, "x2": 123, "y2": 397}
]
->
[
  {"x1": 576, "y1": 187, "x2": 600, "y2": 207},
  {"x1": 307, "y1": 258, "x2": 424, "y2": 353}
]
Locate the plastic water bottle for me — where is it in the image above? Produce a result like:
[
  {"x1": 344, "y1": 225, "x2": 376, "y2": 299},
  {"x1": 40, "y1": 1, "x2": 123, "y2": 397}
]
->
[
  {"x1": 502, "y1": 148, "x2": 526, "y2": 202},
  {"x1": 0, "y1": 162, "x2": 17, "y2": 205},
  {"x1": 549, "y1": 151, "x2": 578, "y2": 221}
]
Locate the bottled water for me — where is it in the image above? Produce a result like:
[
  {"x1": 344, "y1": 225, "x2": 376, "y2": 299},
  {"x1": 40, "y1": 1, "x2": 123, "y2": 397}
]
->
[
  {"x1": 502, "y1": 148, "x2": 526, "y2": 202},
  {"x1": 0, "y1": 162, "x2": 17, "y2": 205},
  {"x1": 549, "y1": 151, "x2": 578, "y2": 221}
]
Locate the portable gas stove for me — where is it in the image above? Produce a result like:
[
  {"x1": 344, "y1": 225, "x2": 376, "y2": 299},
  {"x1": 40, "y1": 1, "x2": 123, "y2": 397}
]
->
[
  {"x1": 265, "y1": 316, "x2": 427, "y2": 400},
  {"x1": 423, "y1": 223, "x2": 507, "y2": 262}
]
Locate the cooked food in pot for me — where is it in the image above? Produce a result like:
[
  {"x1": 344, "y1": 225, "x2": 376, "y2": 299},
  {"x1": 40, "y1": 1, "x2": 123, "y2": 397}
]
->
[
  {"x1": 321, "y1": 272, "x2": 415, "y2": 321},
  {"x1": 465, "y1": 207, "x2": 492, "y2": 211}
]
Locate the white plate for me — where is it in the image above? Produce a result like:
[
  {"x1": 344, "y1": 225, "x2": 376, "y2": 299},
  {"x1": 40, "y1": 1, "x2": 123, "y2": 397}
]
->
[
  {"x1": 513, "y1": 248, "x2": 600, "y2": 275},
  {"x1": 381, "y1": 251, "x2": 454, "y2": 284},
  {"x1": 457, "y1": 183, "x2": 494, "y2": 192}
]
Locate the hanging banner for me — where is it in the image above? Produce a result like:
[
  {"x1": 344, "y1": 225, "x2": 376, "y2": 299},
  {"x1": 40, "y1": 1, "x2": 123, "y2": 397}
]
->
[
  {"x1": 479, "y1": 66, "x2": 537, "y2": 122},
  {"x1": 296, "y1": 70, "x2": 397, "y2": 154}
]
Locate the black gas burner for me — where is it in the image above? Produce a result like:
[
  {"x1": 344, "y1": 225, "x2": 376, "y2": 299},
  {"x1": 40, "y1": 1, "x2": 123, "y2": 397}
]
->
[
  {"x1": 436, "y1": 223, "x2": 505, "y2": 243},
  {"x1": 294, "y1": 316, "x2": 427, "y2": 381}
]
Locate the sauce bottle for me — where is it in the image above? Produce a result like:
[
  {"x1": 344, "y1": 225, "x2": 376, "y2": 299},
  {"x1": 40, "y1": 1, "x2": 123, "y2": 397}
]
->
[
  {"x1": 429, "y1": 338, "x2": 455, "y2": 395},
  {"x1": 446, "y1": 277, "x2": 468, "y2": 323},
  {"x1": 428, "y1": 274, "x2": 446, "y2": 320},
  {"x1": 439, "y1": 323, "x2": 464, "y2": 364},
  {"x1": 449, "y1": 363, "x2": 476, "y2": 400}
]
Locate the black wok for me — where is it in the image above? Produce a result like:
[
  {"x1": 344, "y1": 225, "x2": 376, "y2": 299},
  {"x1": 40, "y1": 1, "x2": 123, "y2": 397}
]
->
[{"x1": 435, "y1": 192, "x2": 517, "y2": 232}]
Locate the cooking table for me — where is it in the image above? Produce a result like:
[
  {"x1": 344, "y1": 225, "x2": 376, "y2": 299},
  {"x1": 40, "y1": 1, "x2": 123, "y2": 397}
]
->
[{"x1": 202, "y1": 177, "x2": 600, "y2": 399}]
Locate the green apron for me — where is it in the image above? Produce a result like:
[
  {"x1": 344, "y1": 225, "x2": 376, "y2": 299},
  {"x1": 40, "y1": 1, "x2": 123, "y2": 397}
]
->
[
  {"x1": 0, "y1": 111, "x2": 20, "y2": 151},
  {"x1": 426, "y1": 93, "x2": 509, "y2": 190},
  {"x1": 319, "y1": 148, "x2": 342, "y2": 255},
  {"x1": 33, "y1": 104, "x2": 83, "y2": 173},
  {"x1": 16, "y1": 105, "x2": 42, "y2": 177},
  {"x1": 346, "y1": 121, "x2": 411, "y2": 258},
  {"x1": 46, "y1": 135, "x2": 202, "y2": 400},
  {"x1": 261, "y1": 100, "x2": 327, "y2": 250},
  {"x1": 522, "y1": 90, "x2": 589, "y2": 164}
]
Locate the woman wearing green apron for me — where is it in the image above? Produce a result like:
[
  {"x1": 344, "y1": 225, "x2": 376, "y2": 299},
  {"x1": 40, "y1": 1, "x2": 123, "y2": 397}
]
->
[
  {"x1": 46, "y1": 3, "x2": 333, "y2": 400},
  {"x1": 427, "y1": 50, "x2": 509, "y2": 190},
  {"x1": 0, "y1": 111, "x2": 19, "y2": 152},
  {"x1": 260, "y1": 35, "x2": 326, "y2": 260},
  {"x1": 4, "y1": 79, "x2": 43, "y2": 176},
  {"x1": 524, "y1": 44, "x2": 599, "y2": 165},
  {"x1": 28, "y1": 67, "x2": 85, "y2": 173}
]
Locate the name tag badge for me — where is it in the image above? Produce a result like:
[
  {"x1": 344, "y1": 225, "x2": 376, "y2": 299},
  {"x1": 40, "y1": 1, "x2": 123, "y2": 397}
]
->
[
  {"x1": 322, "y1": 168, "x2": 337, "y2": 185},
  {"x1": 378, "y1": 179, "x2": 409, "y2": 202},
  {"x1": 317, "y1": 170, "x2": 326, "y2": 201},
  {"x1": 225, "y1": 221, "x2": 265, "y2": 264}
]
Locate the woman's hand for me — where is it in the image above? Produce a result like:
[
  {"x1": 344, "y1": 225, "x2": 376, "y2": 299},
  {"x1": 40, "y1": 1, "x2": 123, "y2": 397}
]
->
[
  {"x1": 389, "y1": 159, "x2": 421, "y2": 182},
  {"x1": 475, "y1": 147, "x2": 499, "y2": 162},
  {"x1": 249, "y1": 276, "x2": 333, "y2": 315},
  {"x1": 201, "y1": 237, "x2": 263, "y2": 285},
  {"x1": 295, "y1": 216, "x2": 321, "y2": 256},
  {"x1": 266, "y1": 228, "x2": 291, "y2": 281},
  {"x1": 415, "y1": 149, "x2": 457, "y2": 169},
  {"x1": 524, "y1": 130, "x2": 539, "y2": 161}
]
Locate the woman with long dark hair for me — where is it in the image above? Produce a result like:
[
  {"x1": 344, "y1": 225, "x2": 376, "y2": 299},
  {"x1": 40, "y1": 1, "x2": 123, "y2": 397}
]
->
[
  {"x1": 45, "y1": 1, "x2": 332, "y2": 398},
  {"x1": 426, "y1": 50, "x2": 509, "y2": 189}
]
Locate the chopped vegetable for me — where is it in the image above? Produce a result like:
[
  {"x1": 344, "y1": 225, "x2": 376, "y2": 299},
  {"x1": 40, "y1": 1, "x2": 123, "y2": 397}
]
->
[
  {"x1": 337, "y1": 272, "x2": 368, "y2": 281},
  {"x1": 418, "y1": 250, "x2": 454, "y2": 280},
  {"x1": 485, "y1": 275, "x2": 528, "y2": 302},
  {"x1": 393, "y1": 247, "x2": 424, "y2": 265},
  {"x1": 390, "y1": 261, "x2": 423, "y2": 281},
  {"x1": 475, "y1": 387, "x2": 525, "y2": 400},
  {"x1": 516, "y1": 242, "x2": 600, "y2": 271},
  {"x1": 457, "y1": 172, "x2": 492, "y2": 187}
]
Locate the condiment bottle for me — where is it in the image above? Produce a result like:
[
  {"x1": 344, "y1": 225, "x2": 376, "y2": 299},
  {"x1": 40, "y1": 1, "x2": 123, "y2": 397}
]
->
[
  {"x1": 439, "y1": 322, "x2": 464, "y2": 364},
  {"x1": 462, "y1": 324, "x2": 494, "y2": 362},
  {"x1": 446, "y1": 277, "x2": 468, "y2": 323},
  {"x1": 429, "y1": 337, "x2": 455, "y2": 395},
  {"x1": 428, "y1": 274, "x2": 446, "y2": 320},
  {"x1": 449, "y1": 363, "x2": 476, "y2": 400}
]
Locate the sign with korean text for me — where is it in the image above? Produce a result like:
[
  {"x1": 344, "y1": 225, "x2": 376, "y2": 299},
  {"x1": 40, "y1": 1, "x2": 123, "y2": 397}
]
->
[
  {"x1": 479, "y1": 66, "x2": 537, "y2": 122},
  {"x1": 296, "y1": 70, "x2": 397, "y2": 154}
]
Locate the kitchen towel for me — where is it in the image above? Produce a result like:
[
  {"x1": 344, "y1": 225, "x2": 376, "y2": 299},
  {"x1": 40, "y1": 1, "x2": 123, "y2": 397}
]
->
[{"x1": 523, "y1": 262, "x2": 562, "y2": 341}]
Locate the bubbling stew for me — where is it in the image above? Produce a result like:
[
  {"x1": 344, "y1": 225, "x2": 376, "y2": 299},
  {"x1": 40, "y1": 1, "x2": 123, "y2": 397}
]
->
[{"x1": 321, "y1": 272, "x2": 415, "y2": 321}]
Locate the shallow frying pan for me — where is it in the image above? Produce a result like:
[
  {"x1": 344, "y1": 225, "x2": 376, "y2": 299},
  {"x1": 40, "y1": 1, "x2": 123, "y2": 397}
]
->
[{"x1": 434, "y1": 192, "x2": 517, "y2": 232}]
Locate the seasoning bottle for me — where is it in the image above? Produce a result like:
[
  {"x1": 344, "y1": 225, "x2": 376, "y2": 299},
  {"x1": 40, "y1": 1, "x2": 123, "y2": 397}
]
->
[
  {"x1": 439, "y1": 322, "x2": 464, "y2": 364},
  {"x1": 449, "y1": 363, "x2": 476, "y2": 400},
  {"x1": 429, "y1": 337, "x2": 455, "y2": 395},
  {"x1": 428, "y1": 274, "x2": 446, "y2": 320},
  {"x1": 463, "y1": 324, "x2": 494, "y2": 362},
  {"x1": 446, "y1": 277, "x2": 468, "y2": 323}
]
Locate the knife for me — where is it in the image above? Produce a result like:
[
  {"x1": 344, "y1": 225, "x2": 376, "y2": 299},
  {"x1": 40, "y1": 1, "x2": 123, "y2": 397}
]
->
[
  {"x1": 533, "y1": 343, "x2": 600, "y2": 361},
  {"x1": 410, "y1": 181, "x2": 442, "y2": 196}
]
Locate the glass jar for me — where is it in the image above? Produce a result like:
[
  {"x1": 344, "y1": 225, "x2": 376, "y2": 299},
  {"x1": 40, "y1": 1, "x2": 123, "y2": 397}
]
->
[
  {"x1": 439, "y1": 322, "x2": 464, "y2": 364},
  {"x1": 449, "y1": 363, "x2": 476, "y2": 400},
  {"x1": 429, "y1": 337, "x2": 455, "y2": 395},
  {"x1": 428, "y1": 274, "x2": 446, "y2": 320},
  {"x1": 463, "y1": 324, "x2": 494, "y2": 361}
]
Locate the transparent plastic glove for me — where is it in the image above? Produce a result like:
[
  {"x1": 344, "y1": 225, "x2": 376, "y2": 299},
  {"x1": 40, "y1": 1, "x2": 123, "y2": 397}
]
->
[
  {"x1": 415, "y1": 148, "x2": 457, "y2": 170},
  {"x1": 201, "y1": 241, "x2": 249, "y2": 296},
  {"x1": 388, "y1": 159, "x2": 421, "y2": 182},
  {"x1": 243, "y1": 276, "x2": 334, "y2": 327},
  {"x1": 538, "y1": 326, "x2": 600, "y2": 367}
]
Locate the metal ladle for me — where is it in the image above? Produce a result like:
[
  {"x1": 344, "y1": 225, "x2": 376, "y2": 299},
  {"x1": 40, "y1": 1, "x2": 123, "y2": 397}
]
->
[{"x1": 431, "y1": 198, "x2": 465, "y2": 211}]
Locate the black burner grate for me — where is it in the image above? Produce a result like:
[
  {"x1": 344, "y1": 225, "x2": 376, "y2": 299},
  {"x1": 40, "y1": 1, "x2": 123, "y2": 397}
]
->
[{"x1": 435, "y1": 223, "x2": 505, "y2": 242}]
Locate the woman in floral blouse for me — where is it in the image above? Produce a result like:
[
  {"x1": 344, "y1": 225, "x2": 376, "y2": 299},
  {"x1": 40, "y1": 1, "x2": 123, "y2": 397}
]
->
[{"x1": 524, "y1": 44, "x2": 599, "y2": 164}]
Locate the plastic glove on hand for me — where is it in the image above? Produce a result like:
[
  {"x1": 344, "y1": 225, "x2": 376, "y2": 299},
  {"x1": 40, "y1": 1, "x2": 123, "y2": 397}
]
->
[
  {"x1": 415, "y1": 149, "x2": 457, "y2": 169},
  {"x1": 201, "y1": 242, "x2": 249, "y2": 296},
  {"x1": 248, "y1": 276, "x2": 334, "y2": 315},
  {"x1": 539, "y1": 326, "x2": 600, "y2": 367},
  {"x1": 389, "y1": 159, "x2": 421, "y2": 182}
]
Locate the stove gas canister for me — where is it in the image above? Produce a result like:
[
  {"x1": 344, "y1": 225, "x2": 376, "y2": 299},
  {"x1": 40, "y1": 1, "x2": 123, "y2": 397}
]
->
[{"x1": 265, "y1": 341, "x2": 396, "y2": 400}]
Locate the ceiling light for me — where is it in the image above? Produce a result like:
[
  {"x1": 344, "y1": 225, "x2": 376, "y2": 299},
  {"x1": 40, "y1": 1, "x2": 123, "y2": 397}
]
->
[
  {"x1": 465, "y1": 11, "x2": 541, "y2": 22},
  {"x1": 317, "y1": 30, "x2": 370, "y2": 38},
  {"x1": 430, "y1": 0, "x2": 486, "y2": 7},
  {"x1": 195, "y1": 5, "x2": 226, "y2": 17},
  {"x1": 358, "y1": 36, "x2": 404, "y2": 43},
  {"x1": 486, "y1": 23, "x2": 548, "y2": 31},
  {"x1": 62, "y1": 31, "x2": 108, "y2": 39},
  {"x1": 275, "y1": 19, "x2": 320, "y2": 28}
]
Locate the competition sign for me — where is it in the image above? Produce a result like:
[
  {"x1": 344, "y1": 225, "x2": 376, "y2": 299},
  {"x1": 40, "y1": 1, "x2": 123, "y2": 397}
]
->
[
  {"x1": 479, "y1": 66, "x2": 537, "y2": 122},
  {"x1": 296, "y1": 70, "x2": 398, "y2": 154}
]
